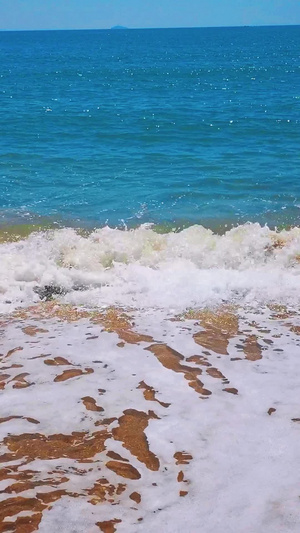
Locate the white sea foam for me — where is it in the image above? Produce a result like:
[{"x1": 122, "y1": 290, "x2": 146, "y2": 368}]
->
[
  {"x1": 1, "y1": 223, "x2": 300, "y2": 312},
  {"x1": 2, "y1": 306, "x2": 300, "y2": 532}
]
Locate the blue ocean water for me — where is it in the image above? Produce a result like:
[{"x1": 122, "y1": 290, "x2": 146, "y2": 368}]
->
[{"x1": 0, "y1": 26, "x2": 299, "y2": 229}]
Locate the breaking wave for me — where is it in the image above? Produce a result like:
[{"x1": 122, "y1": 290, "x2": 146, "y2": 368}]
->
[{"x1": 1, "y1": 223, "x2": 300, "y2": 312}]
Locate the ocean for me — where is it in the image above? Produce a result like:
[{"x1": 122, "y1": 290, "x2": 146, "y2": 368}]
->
[
  {"x1": 0, "y1": 25, "x2": 300, "y2": 312},
  {"x1": 1, "y1": 25, "x2": 300, "y2": 229},
  {"x1": 1, "y1": 26, "x2": 300, "y2": 533}
]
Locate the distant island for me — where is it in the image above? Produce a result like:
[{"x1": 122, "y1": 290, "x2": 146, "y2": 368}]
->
[{"x1": 111, "y1": 26, "x2": 128, "y2": 30}]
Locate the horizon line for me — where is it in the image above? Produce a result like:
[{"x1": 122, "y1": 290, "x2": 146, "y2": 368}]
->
[{"x1": 0, "y1": 23, "x2": 299, "y2": 33}]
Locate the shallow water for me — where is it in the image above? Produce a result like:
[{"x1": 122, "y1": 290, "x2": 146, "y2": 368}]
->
[{"x1": 1, "y1": 304, "x2": 300, "y2": 532}]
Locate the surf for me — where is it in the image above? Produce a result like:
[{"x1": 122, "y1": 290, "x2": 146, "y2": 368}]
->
[{"x1": 1, "y1": 222, "x2": 300, "y2": 313}]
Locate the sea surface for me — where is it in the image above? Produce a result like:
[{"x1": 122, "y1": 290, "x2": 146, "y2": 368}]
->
[
  {"x1": 0, "y1": 26, "x2": 299, "y2": 311},
  {"x1": 1, "y1": 25, "x2": 299, "y2": 228}
]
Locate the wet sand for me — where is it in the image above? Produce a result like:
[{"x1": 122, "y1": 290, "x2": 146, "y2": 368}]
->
[{"x1": 1, "y1": 304, "x2": 300, "y2": 532}]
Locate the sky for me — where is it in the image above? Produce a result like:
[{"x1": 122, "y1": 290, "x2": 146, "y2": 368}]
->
[{"x1": 0, "y1": 0, "x2": 299, "y2": 31}]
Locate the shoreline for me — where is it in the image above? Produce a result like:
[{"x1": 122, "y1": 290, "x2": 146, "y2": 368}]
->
[{"x1": 1, "y1": 303, "x2": 300, "y2": 531}]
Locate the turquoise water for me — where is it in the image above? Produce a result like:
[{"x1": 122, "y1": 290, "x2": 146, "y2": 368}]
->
[{"x1": 0, "y1": 26, "x2": 300, "y2": 229}]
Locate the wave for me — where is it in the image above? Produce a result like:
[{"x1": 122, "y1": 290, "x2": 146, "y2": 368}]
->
[{"x1": 1, "y1": 223, "x2": 300, "y2": 312}]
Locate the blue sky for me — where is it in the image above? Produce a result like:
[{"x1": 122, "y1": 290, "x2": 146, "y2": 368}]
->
[{"x1": 0, "y1": 0, "x2": 299, "y2": 31}]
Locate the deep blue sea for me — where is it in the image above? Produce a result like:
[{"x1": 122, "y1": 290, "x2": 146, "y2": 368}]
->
[{"x1": 0, "y1": 26, "x2": 299, "y2": 229}]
